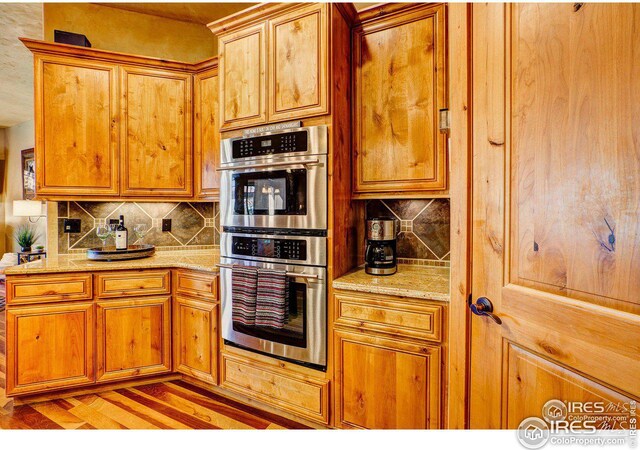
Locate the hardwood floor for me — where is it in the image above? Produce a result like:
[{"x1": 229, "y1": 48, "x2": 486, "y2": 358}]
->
[{"x1": 0, "y1": 311, "x2": 309, "y2": 429}]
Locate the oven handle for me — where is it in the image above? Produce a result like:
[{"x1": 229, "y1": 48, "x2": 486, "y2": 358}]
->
[
  {"x1": 216, "y1": 263, "x2": 319, "y2": 280},
  {"x1": 216, "y1": 158, "x2": 321, "y2": 172}
]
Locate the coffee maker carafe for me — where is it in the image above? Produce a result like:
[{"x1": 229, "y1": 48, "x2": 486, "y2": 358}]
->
[{"x1": 365, "y1": 218, "x2": 398, "y2": 275}]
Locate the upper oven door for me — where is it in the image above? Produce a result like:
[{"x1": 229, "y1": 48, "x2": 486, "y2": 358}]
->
[{"x1": 220, "y1": 155, "x2": 327, "y2": 230}]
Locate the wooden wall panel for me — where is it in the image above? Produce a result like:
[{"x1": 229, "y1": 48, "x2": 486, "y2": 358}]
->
[{"x1": 511, "y1": 3, "x2": 640, "y2": 312}]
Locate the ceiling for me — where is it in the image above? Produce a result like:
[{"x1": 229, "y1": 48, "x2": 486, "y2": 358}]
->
[
  {"x1": 0, "y1": 3, "x2": 43, "y2": 128},
  {"x1": 96, "y1": 3, "x2": 257, "y2": 25},
  {"x1": 99, "y1": 2, "x2": 378, "y2": 24}
]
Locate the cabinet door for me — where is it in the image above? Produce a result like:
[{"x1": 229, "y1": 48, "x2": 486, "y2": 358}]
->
[
  {"x1": 96, "y1": 296, "x2": 171, "y2": 382},
  {"x1": 173, "y1": 295, "x2": 218, "y2": 384},
  {"x1": 219, "y1": 23, "x2": 267, "y2": 130},
  {"x1": 35, "y1": 55, "x2": 119, "y2": 197},
  {"x1": 334, "y1": 330, "x2": 441, "y2": 429},
  {"x1": 353, "y1": 4, "x2": 447, "y2": 196},
  {"x1": 5, "y1": 302, "x2": 95, "y2": 395},
  {"x1": 194, "y1": 67, "x2": 220, "y2": 199},
  {"x1": 268, "y1": 3, "x2": 329, "y2": 121},
  {"x1": 120, "y1": 67, "x2": 193, "y2": 197}
]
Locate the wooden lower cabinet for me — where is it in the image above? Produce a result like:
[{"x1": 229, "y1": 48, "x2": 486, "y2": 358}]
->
[
  {"x1": 334, "y1": 329, "x2": 441, "y2": 429},
  {"x1": 173, "y1": 295, "x2": 218, "y2": 384},
  {"x1": 96, "y1": 296, "x2": 172, "y2": 382},
  {"x1": 5, "y1": 302, "x2": 95, "y2": 395}
]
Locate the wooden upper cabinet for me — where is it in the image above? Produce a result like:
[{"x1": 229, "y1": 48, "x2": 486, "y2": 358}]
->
[
  {"x1": 218, "y1": 23, "x2": 267, "y2": 130},
  {"x1": 212, "y1": 3, "x2": 337, "y2": 129},
  {"x1": 34, "y1": 55, "x2": 119, "y2": 197},
  {"x1": 194, "y1": 64, "x2": 220, "y2": 199},
  {"x1": 23, "y1": 39, "x2": 215, "y2": 201},
  {"x1": 353, "y1": 4, "x2": 448, "y2": 197},
  {"x1": 268, "y1": 3, "x2": 329, "y2": 121},
  {"x1": 120, "y1": 66, "x2": 193, "y2": 197}
]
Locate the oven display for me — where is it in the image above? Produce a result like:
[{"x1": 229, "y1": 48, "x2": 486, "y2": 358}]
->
[
  {"x1": 232, "y1": 236, "x2": 307, "y2": 261},
  {"x1": 257, "y1": 239, "x2": 275, "y2": 258},
  {"x1": 232, "y1": 131, "x2": 308, "y2": 159}
]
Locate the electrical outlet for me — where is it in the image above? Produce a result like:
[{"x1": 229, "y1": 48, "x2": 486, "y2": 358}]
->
[
  {"x1": 63, "y1": 218, "x2": 81, "y2": 233},
  {"x1": 162, "y1": 219, "x2": 172, "y2": 232},
  {"x1": 108, "y1": 218, "x2": 119, "y2": 226}
]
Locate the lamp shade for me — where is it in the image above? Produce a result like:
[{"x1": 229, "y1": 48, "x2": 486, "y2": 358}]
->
[{"x1": 13, "y1": 200, "x2": 43, "y2": 217}]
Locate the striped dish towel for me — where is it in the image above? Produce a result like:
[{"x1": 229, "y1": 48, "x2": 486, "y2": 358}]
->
[
  {"x1": 255, "y1": 268, "x2": 289, "y2": 329},
  {"x1": 231, "y1": 265, "x2": 258, "y2": 326}
]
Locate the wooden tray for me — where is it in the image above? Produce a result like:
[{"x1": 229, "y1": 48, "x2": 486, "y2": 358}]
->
[{"x1": 87, "y1": 245, "x2": 155, "y2": 261}]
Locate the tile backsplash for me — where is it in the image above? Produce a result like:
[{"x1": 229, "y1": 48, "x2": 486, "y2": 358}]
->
[
  {"x1": 57, "y1": 201, "x2": 219, "y2": 254},
  {"x1": 364, "y1": 199, "x2": 450, "y2": 266}
]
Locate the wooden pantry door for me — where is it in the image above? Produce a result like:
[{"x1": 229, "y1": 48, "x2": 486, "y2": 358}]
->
[{"x1": 469, "y1": 3, "x2": 640, "y2": 428}]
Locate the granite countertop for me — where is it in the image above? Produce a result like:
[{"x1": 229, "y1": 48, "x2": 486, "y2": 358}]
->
[
  {"x1": 332, "y1": 264, "x2": 450, "y2": 302},
  {"x1": 4, "y1": 250, "x2": 221, "y2": 275}
]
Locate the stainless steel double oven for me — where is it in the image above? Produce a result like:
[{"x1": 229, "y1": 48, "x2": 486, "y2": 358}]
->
[{"x1": 218, "y1": 126, "x2": 328, "y2": 369}]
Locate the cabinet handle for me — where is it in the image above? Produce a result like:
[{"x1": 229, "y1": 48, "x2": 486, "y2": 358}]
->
[
  {"x1": 216, "y1": 158, "x2": 321, "y2": 172},
  {"x1": 216, "y1": 263, "x2": 319, "y2": 280}
]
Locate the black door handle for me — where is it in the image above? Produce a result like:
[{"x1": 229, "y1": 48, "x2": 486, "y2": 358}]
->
[{"x1": 468, "y1": 296, "x2": 502, "y2": 325}]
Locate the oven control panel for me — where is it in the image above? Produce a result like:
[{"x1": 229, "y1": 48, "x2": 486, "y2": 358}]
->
[
  {"x1": 231, "y1": 236, "x2": 308, "y2": 261},
  {"x1": 232, "y1": 131, "x2": 308, "y2": 159}
]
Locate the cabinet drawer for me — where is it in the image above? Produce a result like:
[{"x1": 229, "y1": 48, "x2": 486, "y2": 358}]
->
[
  {"x1": 175, "y1": 270, "x2": 217, "y2": 301},
  {"x1": 220, "y1": 353, "x2": 329, "y2": 424},
  {"x1": 95, "y1": 270, "x2": 170, "y2": 298},
  {"x1": 7, "y1": 274, "x2": 93, "y2": 305},
  {"x1": 334, "y1": 291, "x2": 444, "y2": 343}
]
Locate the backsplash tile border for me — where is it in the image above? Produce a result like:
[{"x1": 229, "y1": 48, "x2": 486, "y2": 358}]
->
[{"x1": 56, "y1": 201, "x2": 220, "y2": 255}]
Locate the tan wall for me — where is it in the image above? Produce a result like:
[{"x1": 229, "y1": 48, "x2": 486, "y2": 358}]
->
[
  {"x1": 43, "y1": 3, "x2": 216, "y2": 62},
  {"x1": 0, "y1": 129, "x2": 5, "y2": 255},
  {"x1": 3, "y1": 120, "x2": 46, "y2": 253}
]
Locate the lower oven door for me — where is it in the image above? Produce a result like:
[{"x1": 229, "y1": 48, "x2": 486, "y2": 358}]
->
[{"x1": 219, "y1": 256, "x2": 327, "y2": 368}]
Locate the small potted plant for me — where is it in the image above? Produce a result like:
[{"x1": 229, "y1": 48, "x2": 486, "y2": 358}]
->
[
  {"x1": 15, "y1": 224, "x2": 39, "y2": 252},
  {"x1": 35, "y1": 245, "x2": 45, "y2": 253}
]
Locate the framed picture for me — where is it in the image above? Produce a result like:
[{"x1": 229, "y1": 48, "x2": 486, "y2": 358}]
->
[{"x1": 21, "y1": 148, "x2": 35, "y2": 200}]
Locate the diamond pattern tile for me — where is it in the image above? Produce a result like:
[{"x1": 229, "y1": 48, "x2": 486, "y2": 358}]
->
[
  {"x1": 365, "y1": 198, "x2": 450, "y2": 262},
  {"x1": 191, "y1": 202, "x2": 214, "y2": 218},
  {"x1": 57, "y1": 201, "x2": 218, "y2": 253},
  {"x1": 166, "y1": 203, "x2": 205, "y2": 245},
  {"x1": 413, "y1": 199, "x2": 450, "y2": 259},
  {"x1": 188, "y1": 227, "x2": 215, "y2": 246}
]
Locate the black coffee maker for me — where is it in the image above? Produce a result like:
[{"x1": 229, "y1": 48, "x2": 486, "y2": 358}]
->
[{"x1": 365, "y1": 218, "x2": 399, "y2": 275}]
